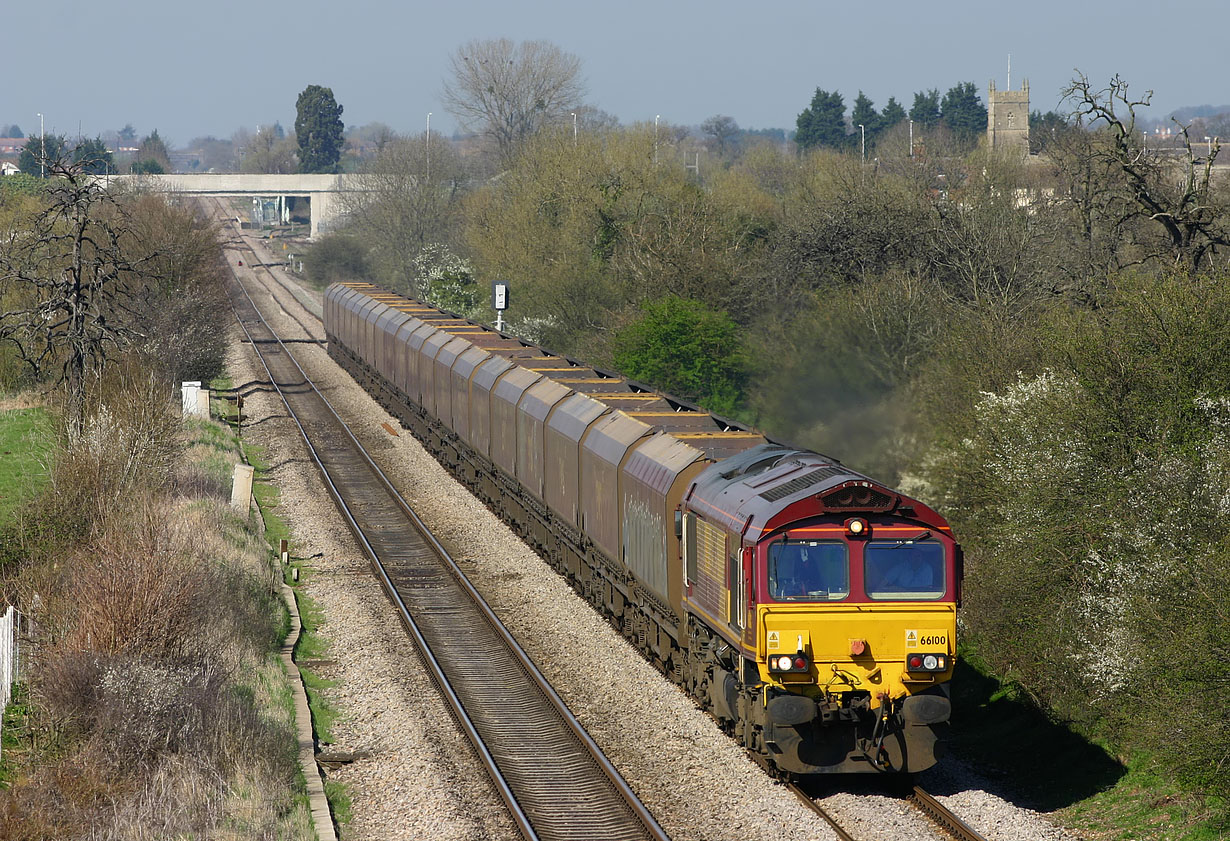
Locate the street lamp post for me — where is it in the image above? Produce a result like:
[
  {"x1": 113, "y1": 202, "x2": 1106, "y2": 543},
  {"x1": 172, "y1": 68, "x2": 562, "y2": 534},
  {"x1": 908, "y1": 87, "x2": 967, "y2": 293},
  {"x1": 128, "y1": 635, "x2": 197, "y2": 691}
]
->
[
  {"x1": 909, "y1": 119, "x2": 914, "y2": 158},
  {"x1": 37, "y1": 112, "x2": 43, "y2": 178},
  {"x1": 426, "y1": 112, "x2": 431, "y2": 182},
  {"x1": 654, "y1": 114, "x2": 660, "y2": 164},
  {"x1": 1206, "y1": 135, "x2": 1213, "y2": 157},
  {"x1": 571, "y1": 112, "x2": 577, "y2": 148}
]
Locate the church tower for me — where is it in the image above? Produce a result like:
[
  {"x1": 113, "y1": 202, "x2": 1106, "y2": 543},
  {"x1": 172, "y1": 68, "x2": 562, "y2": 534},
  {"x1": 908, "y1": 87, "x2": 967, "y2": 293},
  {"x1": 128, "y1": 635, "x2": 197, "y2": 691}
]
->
[{"x1": 988, "y1": 78, "x2": 1030, "y2": 154}]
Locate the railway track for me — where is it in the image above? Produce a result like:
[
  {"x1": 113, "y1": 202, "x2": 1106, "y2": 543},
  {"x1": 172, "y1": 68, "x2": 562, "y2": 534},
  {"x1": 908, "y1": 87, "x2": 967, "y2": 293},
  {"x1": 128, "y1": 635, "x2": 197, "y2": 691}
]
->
[
  {"x1": 224, "y1": 250, "x2": 669, "y2": 841},
  {"x1": 787, "y1": 780, "x2": 989, "y2": 841},
  {"x1": 221, "y1": 210, "x2": 995, "y2": 841},
  {"x1": 908, "y1": 786, "x2": 988, "y2": 841},
  {"x1": 221, "y1": 236, "x2": 324, "y2": 343}
]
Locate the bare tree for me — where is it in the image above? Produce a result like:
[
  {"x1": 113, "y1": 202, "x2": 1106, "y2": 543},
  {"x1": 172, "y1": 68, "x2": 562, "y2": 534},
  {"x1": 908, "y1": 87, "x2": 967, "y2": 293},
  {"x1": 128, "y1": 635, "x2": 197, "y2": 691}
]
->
[
  {"x1": 240, "y1": 124, "x2": 298, "y2": 173},
  {"x1": 1061, "y1": 73, "x2": 1230, "y2": 272},
  {"x1": 0, "y1": 159, "x2": 156, "y2": 433},
  {"x1": 442, "y1": 38, "x2": 586, "y2": 163},
  {"x1": 339, "y1": 133, "x2": 470, "y2": 295},
  {"x1": 573, "y1": 105, "x2": 621, "y2": 133}
]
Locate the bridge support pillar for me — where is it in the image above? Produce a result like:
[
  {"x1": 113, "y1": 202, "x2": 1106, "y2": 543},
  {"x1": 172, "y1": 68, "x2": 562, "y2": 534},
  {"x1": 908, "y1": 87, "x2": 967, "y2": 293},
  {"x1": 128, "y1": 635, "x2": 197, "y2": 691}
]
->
[{"x1": 310, "y1": 191, "x2": 337, "y2": 239}]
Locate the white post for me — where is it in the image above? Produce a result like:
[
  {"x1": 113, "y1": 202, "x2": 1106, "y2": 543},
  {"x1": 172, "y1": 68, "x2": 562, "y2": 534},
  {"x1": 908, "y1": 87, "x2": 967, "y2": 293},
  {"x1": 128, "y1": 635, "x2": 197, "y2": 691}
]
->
[
  {"x1": 181, "y1": 381, "x2": 201, "y2": 417},
  {"x1": 231, "y1": 463, "x2": 255, "y2": 513}
]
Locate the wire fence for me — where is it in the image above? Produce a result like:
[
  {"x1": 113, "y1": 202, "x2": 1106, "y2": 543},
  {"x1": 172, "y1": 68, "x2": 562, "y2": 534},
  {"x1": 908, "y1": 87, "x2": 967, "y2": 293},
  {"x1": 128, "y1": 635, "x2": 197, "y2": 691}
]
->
[{"x1": 0, "y1": 605, "x2": 20, "y2": 762}]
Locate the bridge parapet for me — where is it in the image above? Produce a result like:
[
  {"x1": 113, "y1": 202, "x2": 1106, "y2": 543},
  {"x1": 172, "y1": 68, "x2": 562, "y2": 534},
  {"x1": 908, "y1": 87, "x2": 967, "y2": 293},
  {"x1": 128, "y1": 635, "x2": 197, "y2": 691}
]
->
[{"x1": 97, "y1": 173, "x2": 376, "y2": 237}]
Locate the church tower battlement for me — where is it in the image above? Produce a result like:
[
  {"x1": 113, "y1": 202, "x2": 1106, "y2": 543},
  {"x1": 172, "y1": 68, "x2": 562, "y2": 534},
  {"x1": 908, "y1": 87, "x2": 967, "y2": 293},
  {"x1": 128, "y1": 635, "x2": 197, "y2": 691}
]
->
[{"x1": 988, "y1": 78, "x2": 1030, "y2": 154}]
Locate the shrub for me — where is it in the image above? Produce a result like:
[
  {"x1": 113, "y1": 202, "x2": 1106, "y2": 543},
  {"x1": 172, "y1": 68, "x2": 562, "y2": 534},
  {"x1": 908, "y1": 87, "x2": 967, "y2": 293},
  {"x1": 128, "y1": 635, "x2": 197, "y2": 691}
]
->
[
  {"x1": 36, "y1": 369, "x2": 181, "y2": 540},
  {"x1": 613, "y1": 294, "x2": 746, "y2": 416},
  {"x1": 304, "y1": 232, "x2": 370, "y2": 288},
  {"x1": 124, "y1": 197, "x2": 231, "y2": 385},
  {"x1": 921, "y1": 274, "x2": 1230, "y2": 797},
  {"x1": 414, "y1": 243, "x2": 482, "y2": 317}
]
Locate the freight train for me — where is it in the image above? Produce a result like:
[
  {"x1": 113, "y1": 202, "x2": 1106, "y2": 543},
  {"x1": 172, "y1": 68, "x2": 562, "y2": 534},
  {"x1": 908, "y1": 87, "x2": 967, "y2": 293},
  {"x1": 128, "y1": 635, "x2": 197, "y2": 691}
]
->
[{"x1": 324, "y1": 282, "x2": 960, "y2": 776}]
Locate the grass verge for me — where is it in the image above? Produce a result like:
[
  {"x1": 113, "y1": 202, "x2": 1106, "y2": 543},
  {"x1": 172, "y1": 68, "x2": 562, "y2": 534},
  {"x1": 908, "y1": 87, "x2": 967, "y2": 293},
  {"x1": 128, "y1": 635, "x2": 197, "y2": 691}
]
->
[
  {"x1": 232, "y1": 407, "x2": 350, "y2": 828},
  {"x1": 0, "y1": 683, "x2": 31, "y2": 786},
  {"x1": 0, "y1": 406, "x2": 54, "y2": 525}
]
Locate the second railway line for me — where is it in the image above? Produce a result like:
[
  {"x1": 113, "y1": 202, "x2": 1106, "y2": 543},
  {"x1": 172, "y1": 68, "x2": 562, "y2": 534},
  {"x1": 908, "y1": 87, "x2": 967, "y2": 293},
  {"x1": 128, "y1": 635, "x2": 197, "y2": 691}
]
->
[{"x1": 226, "y1": 234, "x2": 667, "y2": 841}]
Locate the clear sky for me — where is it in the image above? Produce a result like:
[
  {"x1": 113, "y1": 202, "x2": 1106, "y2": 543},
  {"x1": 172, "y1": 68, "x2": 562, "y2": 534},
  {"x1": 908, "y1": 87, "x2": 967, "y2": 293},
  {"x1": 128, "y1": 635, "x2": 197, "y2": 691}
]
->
[{"x1": 9, "y1": 0, "x2": 1229, "y2": 145}]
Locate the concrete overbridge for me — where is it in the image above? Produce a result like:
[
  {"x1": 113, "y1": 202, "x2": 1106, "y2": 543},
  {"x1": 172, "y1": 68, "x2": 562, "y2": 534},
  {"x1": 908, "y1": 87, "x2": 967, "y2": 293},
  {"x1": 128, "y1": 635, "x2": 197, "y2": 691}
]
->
[{"x1": 99, "y1": 173, "x2": 374, "y2": 238}]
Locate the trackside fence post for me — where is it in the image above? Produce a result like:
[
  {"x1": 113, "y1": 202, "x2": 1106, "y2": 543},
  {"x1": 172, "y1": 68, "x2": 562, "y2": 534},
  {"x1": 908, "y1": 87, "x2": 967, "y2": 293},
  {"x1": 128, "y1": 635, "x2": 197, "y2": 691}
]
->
[
  {"x1": 231, "y1": 464, "x2": 256, "y2": 513},
  {"x1": 0, "y1": 605, "x2": 19, "y2": 763}
]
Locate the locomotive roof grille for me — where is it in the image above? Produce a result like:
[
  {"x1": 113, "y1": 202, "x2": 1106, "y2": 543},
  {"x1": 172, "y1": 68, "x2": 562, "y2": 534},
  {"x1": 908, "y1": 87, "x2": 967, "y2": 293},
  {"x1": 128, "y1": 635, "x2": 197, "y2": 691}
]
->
[{"x1": 758, "y1": 466, "x2": 847, "y2": 502}]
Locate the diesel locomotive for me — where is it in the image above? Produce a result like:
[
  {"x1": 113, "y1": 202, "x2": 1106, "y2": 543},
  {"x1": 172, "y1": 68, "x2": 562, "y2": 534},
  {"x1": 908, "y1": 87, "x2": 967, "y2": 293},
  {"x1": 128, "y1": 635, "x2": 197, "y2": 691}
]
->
[{"x1": 324, "y1": 281, "x2": 960, "y2": 776}]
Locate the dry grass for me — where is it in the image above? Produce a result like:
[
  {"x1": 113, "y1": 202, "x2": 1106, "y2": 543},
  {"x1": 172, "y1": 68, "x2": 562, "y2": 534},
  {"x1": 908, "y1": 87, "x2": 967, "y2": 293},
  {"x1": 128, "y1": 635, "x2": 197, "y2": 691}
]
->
[
  {"x1": 0, "y1": 390, "x2": 47, "y2": 411},
  {"x1": 0, "y1": 388, "x2": 310, "y2": 840}
]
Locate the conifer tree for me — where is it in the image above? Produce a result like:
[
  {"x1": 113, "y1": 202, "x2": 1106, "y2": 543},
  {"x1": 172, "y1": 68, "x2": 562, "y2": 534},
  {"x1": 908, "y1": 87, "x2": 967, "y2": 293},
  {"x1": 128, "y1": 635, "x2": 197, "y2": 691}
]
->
[
  {"x1": 910, "y1": 89, "x2": 941, "y2": 128},
  {"x1": 881, "y1": 97, "x2": 907, "y2": 129},
  {"x1": 851, "y1": 91, "x2": 882, "y2": 144},
  {"x1": 295, "y1": 84, "x2": 345, "y2": 174},
  {"x1": 941, "y1": 81, "x2": 987, "y2": 142},
  {"x1": 796, "y1": 89, "x2": 847, "y2": 150}
]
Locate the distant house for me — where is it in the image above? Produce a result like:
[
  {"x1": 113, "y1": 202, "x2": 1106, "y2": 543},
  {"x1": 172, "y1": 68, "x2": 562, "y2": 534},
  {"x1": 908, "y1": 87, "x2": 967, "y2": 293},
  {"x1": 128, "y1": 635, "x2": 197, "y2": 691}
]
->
[
  {"x1": 0, "y1": 137, "x2": 25, "y2": 156},
  {"x1": 0, "y1": 161, "x2": 19, "y2": 176}
]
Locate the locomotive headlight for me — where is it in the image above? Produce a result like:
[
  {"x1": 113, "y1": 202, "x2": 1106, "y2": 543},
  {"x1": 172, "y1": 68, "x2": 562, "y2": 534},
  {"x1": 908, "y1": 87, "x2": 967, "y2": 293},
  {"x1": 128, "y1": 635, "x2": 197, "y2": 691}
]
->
[
  {"x1": 770, "y1": 653, "x2": 809, "y2": 673},
  {"x1": 845, "y1": 517, "x2": 868, "y2": 537},
  {"x1": 906, "y1": 653, "x2": 948, "y2": 673}
]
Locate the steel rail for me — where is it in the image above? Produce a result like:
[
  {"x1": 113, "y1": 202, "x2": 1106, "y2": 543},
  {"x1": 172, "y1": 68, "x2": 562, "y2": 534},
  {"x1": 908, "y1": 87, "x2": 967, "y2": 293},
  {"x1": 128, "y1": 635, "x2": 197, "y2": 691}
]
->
[
  {"x1": 910, "y1": 786, "x2": 988, "y2": 841},
  {"x1": 224, "y1": 238, "x2": 324, "y2": 341},
  {"x1": 225, "y1": 257, "x2": 669, "y2": 841},
  {"x1": 785, "y1": 783, "x2": 858, "y2": 841}
]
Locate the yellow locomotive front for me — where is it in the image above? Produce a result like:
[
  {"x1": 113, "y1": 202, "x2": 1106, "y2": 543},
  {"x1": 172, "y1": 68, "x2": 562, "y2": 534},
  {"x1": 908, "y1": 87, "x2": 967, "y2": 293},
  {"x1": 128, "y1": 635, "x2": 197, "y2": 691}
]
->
[
  {"x1": 753, "y1": 518, "x2": 957, "y2": 773},
  {"x1": 682, "y1": 447, "x2": 959, "y2": 776}
]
